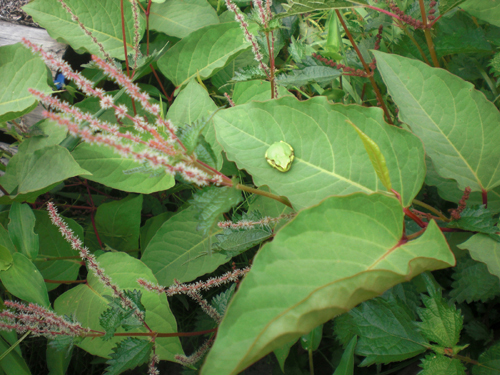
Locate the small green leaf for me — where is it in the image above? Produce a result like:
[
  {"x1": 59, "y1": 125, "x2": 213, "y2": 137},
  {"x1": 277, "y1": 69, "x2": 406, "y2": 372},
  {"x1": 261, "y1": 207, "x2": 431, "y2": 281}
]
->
[
  {"x1": 472, "y1": 341, "x2": 500, "y2": 375},
  {"x1": 190, "y1": 186, "x2": 243, "y2": 238},
  {"x1": 347, "y1": 119, "x2": 392, "y2": 192},
  {"x1": 0, "y1": 245, "x2": 13, "y2": 271},
  {"x1": 0, "y1": 253, "x2": 50, "y2": 307},
  {"x1": 273, "y1": 339, "x2": 296, "y2": 373},
  {"x1": 458, "y1": 235, "x2": 500, "y2": 280},
  {"x1": 105, "y1": 337, "x2": 152, "y2": 375},
  {"x1": 420, "y1": 354, "x2": 466, "y2": 375},
  {"x1": 301, "y1": 324, "x2": 323, "y2": 351},
  {"x1": 100, "y1": 290, "x2": 145, "y2": 341},
  {"x1": 8, "y1": 203, "x2": 39, "y2": 260},
  {"x1": 417, "y1": 282, "x2": 463, "y2": 348},
  {"x1": 448, "y1": 205, "x2": 499, "y2": 237},
  {"x1": 333, "y1": 336, "x2": 357, "y2": 375}
]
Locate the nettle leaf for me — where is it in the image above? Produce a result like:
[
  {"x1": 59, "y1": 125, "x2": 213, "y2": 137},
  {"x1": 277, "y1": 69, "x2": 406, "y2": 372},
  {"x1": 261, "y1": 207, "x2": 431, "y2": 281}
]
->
[
  {"x1": 461, "y1": 0, "x2": 500, "y2": 28},
  {"x1": 178, "y1": 119, "x2": 210, "y2": 155},
  {"x1": 212, "y1": 284, "x2": 236, "y2": 317},
  {"x1": 472, "y1": 341, "x2": 500, "y2": 375},
  {"x1": 158, "y1": 22, "x2": 253, "y2": 89},
  {"x1": 458, "y1": 235, "x2": 500, "y2": 280},
  {"x1": 279, "y1": 0, "x2": 366, "y2": 18},
  {"x1": 24, "y1": 0, "x2": 145, "y2": 60},
  {"x1": 0, "y1": 43, "x2": 52, "y2": 122},
  {"x1": 448, "y1": 205, "x2": 499, "y2": 238},
  {"x1": 374, "y1": 51, "x2": 500, "y2": 194},
  {"x1": 450, "y1": 258, "x2": 500, "y2": 303},
  {"x1": 420, "y1": 354, "x2": 466, "y2": 375},
  {"x1": 8, "y1": 203, "x2": 39, "y2": 260},
  {"x1": 190, "y1": 186, "x2": 243, "y2": 237},
  {"x1": 149, "y1": 0, "x2": 219, "y2": 39},
  {"x1": 141, "y1": 206, "x2": 228, "y2": 286},
  {"x1": 200, "y1": 193, "x2": 454, "y2": 375},
  {"x1": 213, "y1": 96, "x2": 425, "y2": 209},
  {"x1": 276, "y1": 65, "x2": 341, "y2": 88},
  {"x1": 231, "y1": 66, "x2": 268, "y2": 83},
  {"x1": 100, "y1": 290, "x2": 145, "y2": 341},
  {"x1": 334, "y1": 297, "x2": 427, "y2": 366},
  {"x1": 465, "y1": 320, "x2": 494, "y2": 343},
  {"x1": 105, "y1": 337, "x2": 152, "y2": 375},
  {"x1": 417, "y1": 283, "x2": 463, "y2": 348}
]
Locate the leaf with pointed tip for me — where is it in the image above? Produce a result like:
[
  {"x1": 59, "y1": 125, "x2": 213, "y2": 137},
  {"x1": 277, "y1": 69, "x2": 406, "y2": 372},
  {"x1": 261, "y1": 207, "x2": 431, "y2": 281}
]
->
[
  {"x1": 200, "y1": 193, "x2": 454, "y2": 375},
  {"x1": 158, "y1": 22, "x2": 253, "y2": 89},
  {"x1": 141, "y1": 206, "x2": 228, "y2": 286},
  {"x1": 448, "y1": 205, "x2": 499, "y2": 237},
  {"x1": 149, "y1": 0, "x2": 219, "y2": 39},
  {"x1": 23, "y1": 0, "x2": 145, "y2": 60},
  {"x1": 301, "y1": 324, "x2": 323, "y2": 351},
  {"x1": 374, "y1": 51, "x2": 500, "y2": 194},
  {"x1": 105, "y1": 337, "x2": 152, "y2": 375},
  {"x1": 213, "y1": 96, "x2": 425, "y2": 209},
  {"x1": 347, "y1": 120, "x2": 392, "y2": 192},
  {"x1": 333, "y1": 336, "x2": 357, "y2": 375},
  {"x1": 8, "y1": 203, "x2": 39, "y2": 260}
]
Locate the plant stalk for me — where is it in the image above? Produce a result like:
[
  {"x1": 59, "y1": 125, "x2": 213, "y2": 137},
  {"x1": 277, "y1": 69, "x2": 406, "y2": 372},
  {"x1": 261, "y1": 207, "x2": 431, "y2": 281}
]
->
[{"x1": 418, "y1": 0, "x2": 440, "y2": 67}]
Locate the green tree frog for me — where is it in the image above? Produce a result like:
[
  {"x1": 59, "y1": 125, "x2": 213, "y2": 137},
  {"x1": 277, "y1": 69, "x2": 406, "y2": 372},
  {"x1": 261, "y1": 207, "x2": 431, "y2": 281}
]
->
[{"x1": 265, "y1": 141, "x2": 295, "y2": 172}]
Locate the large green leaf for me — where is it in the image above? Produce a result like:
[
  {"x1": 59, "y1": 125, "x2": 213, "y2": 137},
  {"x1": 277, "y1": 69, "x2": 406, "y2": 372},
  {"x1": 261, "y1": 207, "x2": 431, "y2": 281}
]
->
[
  {"x1": 167, "y1": 80, "x2": 223, "y2": 169},
  {"x1": 54, "y1": 252, "x2": 183, "y2": 361},
  {"x1": 200, "y1": 193, "x2": 454, "y2": 375},
  {"x1": 458, "y1": 234, "x2": 500, "y2": 280},
  {"x1": 149, "y1": 0, "x2": 219, "y2": 38},
  {"x1": 0, "y1": 335, "x2": 31, "y2": 375},
  {"x1": 72, "y1": 143, "x2": 174, "y2": 194},
  {"x1": 23, "y1": 0, "x2": 145, "y2": 60},
  {"x1": 232, "y1": 81, "x2": 292, "y2": 105},
  {"x1": 141, "y1": 206, "x2": 228, "y2": 286},
  {"x1": 213, "y1": 96, "x2": 425, "y2": 209},
  {"x1": 461, "y1": 0, "x2": 500, "y2": 28},
  {"x1": 0, "y1": 43, "x2": 52, "y2": 122},
  {"x1": 0, "y1": 253, "x2": 50, "y2": 307},
  {"x1": 279, "y1": 0, "x2": 367, "y2": 17},
  {"x1": 373, "y1": 51, "x2": 500, "y2": 194},
  {"x1": 0, "y1": 144, "x2": 89, "y2": 196},
  {"x1": 158, "y1": 22, "x2": 252, "y2": 88},
  {"x1": 33, "y1": 211, "x2": 82, "y2": 292}
]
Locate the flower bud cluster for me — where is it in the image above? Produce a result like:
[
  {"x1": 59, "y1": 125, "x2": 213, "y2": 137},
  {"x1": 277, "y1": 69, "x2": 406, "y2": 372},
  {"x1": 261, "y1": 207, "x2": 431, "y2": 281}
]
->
[
  {"x1": 312, "y1": 53, "x2": 369, "y2": 77},
  {"x1": 0, "y1": 301, "x2": 91, "y2": 338}
]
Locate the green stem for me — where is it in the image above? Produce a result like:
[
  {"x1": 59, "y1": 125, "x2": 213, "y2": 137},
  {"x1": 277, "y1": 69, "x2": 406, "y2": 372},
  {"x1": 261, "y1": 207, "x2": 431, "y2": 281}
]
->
[
  {"x1": 397, "y1": 20, "x2": 430, "y2": 65},
  {"x1": 236, "y1": 184, "x2": 293, "y2": 208},
  {"x1": 418, "y1": 0, "x2": 440, "y2": 67},
  {"x1": 308, "y1": 349, "x2": 314, "y2": 375},
  {"x1": 412, "y1": 199, "x2": 450, "y2": 222},
  {"x1": 335, "y1": 10, "x2": 394, "y2": 125}
]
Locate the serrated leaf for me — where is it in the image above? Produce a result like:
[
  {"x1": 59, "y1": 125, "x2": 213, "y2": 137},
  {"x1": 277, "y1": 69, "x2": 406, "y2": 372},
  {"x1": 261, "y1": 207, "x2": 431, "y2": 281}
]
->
[
  {"x1": 141, "y1": 206, "x2": 228, "y2": 286},
  {"x1": 373, "y1": 51, "x2": 500, "y2": 194},
  {"x1": 347, "y1": 120, "x2": 392, "y2": 192},
  {"x1": 458, "y1": 234, "x2": 500, "y2": 280},
  {"x1": 448, "y1": 205, "x2": 499, "y2": 238},
  {"x1": 278, "y1": 0, "x2": 367, "y2": 18},
  {"x1": 100, "y1": 290, "x2": 145, "y2": 341},
  {"x1": 190, "y1": 186, "x2": 243, "y2": 237},
  {"x1": 333, "y1": 336, "x2": 357, "y2": 375},
  {"x1": 24, "y1": 0, "x2": 145, "y2": 60},
  {"x1": 417, "y1": 282, "x2": 463, "y2": 348},
  {"x1": 8, "y1": 203, "x2": 39, "y2": 260},
  {"x1": 472, "y1": 341, "x2": 500, "y2": 375},
  {"x1": 212, "y1": 284, "x2": 236, "y2": 317},
  {"x1": 213, "y1": 96, "x2": 425, "y2": 209},
  {"x1": 105, "y1": 337, "x2": 152, "y2": 375},
  {"x1": 200, "y1": 193, "x2": 454, "y2": 375},
  {"x1": 420, "y1": 354, "x2": 466, "y2": 375},
  {"x1": 213, "y1": 225, "x2": 273, "y2": 259},
  {"x1": 177, "y1": 119, "x2": 210, "y2": 155},
  {"x1": 0, "y1": 43, "x2": 52, "y2": 122},
  {"x1": 439, "y1": 0, "x2": 468, "y2": 14},
  {"x1": 54, "y1": 252, "x2": 182, "y2": 361},
  {"x1": 158, "y1": 22, "x2": 253, "y2": 89},
  {"x1": 149, "y1": 0, "x2": 219, "y2": 39},
  {"x1": 276, "y1": 65, "x2": 341, "y2": 88},
  {"x1": 450, "y1": 258, "x2": 500, "y2": 303},
  {"x1": 461, "y1": 0, "x2": 500, "y2": 28}
]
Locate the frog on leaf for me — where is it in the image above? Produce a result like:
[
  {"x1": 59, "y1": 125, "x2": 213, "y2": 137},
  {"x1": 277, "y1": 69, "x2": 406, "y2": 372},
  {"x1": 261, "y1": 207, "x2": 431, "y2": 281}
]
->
[{"x1": 265, "y1": 141, "x2": 295, "y2": 172}]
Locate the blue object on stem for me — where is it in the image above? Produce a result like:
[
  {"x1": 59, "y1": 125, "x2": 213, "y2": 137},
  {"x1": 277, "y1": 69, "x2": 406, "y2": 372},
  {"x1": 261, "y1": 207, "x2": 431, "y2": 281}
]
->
[{"x1": 54, "y1": 73, "x2": 66, "y2": 89}]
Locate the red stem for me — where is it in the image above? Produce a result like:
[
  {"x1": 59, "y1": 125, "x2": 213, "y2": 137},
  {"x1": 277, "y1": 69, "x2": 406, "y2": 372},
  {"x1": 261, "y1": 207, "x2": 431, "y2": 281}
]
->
[
  {"x1": 85, "y1": 180, "x2": 103, "y2": 249},
  {"x1": 482, "y1": 189, "x2": 488, "y2": 207},
  {"x1": 86, "y1": 327, "x2": 217, "y2": 338}
]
